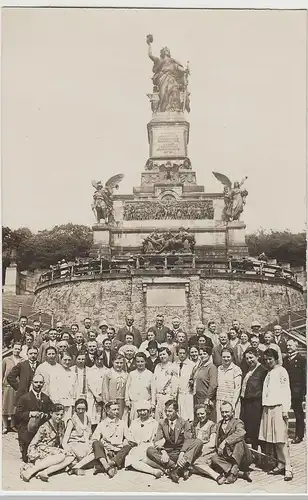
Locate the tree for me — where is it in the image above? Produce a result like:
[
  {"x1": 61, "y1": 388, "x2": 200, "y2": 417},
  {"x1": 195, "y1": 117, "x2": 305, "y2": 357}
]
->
[
  {"x1": 2, "y1": 224, "x2": 93, "y2": 272},
  {"x1": 246, "y1": 229, "x2": 306, "y2": 268}
]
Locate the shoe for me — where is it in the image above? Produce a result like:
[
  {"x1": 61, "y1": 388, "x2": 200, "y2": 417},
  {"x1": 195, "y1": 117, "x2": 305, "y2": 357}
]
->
[
  {"x1": 107, "y1": 466, "x2": 117, "y2": 479},
  {"x1": 182, "y1": 466, "x2": 193, "y2": 481},
  {"x1": 225, "y1": 473, "x2": 238, "y2": 484},
  {"x1": 242, "y1": 472, "x2": 252, "y2": 483},
  {"x1": 93, "y1": 466, "x2": 104, "y2": 476},
  {"x1": 291, "y1": 437, "x2": 303, "y2": 444},
  {"x1": 268, "y1": 467, "x2": 285, "y2": 476},
  {"x1": 37, "y1": 473, "x2": 49, "y2": 482},
  {"x1": 10, "y1": 426, "x2": 18, "y2": 433},
  {"x1": 216, "y1": 473, "x2": 226, "y2": 485},
  {"x1": 168, "y1": 468, "x2": 180, "y2": 484},
  {"x1": 154, "y1": 470, "x2": 164, "y2": 479},
  {"x1": 2, "y1": 428, "x2": 8, "y2": 435},
  {"x1": 284, "y1": 470, "x2": 293, "y2": 482}
]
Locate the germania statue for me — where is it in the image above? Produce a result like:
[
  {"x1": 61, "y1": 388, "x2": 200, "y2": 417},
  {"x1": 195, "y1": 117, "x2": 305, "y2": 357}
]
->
[
  {"x1": 91, "y1": 174, "x2": 124, "y2": 224},
  {"x1": 146, "y1": 34, "x2": 190, "y2": 113}
]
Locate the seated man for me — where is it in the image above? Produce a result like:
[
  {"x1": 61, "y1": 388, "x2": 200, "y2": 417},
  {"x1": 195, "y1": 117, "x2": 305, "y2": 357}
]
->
[
  {"x1": 146, "y1": 399, "x2": 202, "y2": 483},
  {"x1": 209, "y1": 401, "x2": 252, "y2": 485},
  {"x1": 69, "y1": 401, "x2": 132, "y2": 478},
  {"x1": 15, "y1": 374, "x2": 52, "y2": 462}
]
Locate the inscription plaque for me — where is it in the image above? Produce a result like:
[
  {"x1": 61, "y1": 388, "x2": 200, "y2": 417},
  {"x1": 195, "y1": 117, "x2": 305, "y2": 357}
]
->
[
  {"x1": 146, "y1": 284, "x2": 186, "y2": 307},
  {"x1": 152, "y1": 127, "x2": 185, "y2": 157}
]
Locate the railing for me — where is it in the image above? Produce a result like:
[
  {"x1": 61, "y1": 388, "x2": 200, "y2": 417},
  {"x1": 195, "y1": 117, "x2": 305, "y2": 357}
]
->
[{"x1": 35, "y1": 255, "x2": 303, "y2": 292}]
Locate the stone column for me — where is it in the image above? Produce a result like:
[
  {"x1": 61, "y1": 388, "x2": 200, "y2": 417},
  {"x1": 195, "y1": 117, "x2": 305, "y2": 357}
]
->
[
  {"x1": 91, "y1": 224, "x2": 111, "y2": 259},
  {"x1": 3, "y1": 264, "x2": 19, "y2": 295}
]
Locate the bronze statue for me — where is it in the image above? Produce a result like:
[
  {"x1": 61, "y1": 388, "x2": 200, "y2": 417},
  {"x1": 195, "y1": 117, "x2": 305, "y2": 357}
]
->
[
  {"x1": 91, "y1": 174, "x2": 124, "y2": 224},
  {"x1": 213, "y1": 172, "x2": 248, "y2": 222},
  {"x1": 146, "y1": 34, "x2": 190, "y2": 113},
  {"x1": 142, "y1": 228, "x2": 195, "y2": 254}
]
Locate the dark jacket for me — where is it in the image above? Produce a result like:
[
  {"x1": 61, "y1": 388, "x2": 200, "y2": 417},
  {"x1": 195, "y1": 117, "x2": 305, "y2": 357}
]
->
[
  {"x1": 117, "y1": 326, "x2": 142, "y2": 348},
  {"x1": 188, "y1": 334, "x2": 213, "y2": 351},
  {"x1": 154, "y1": 417, "x2": 194, "y2": 453},
  {"x1": 194, "y1": 362, "x2": 218, "y2": 401},
  {"x1": 10, "y1": 326, "x2": 33, "y2": 345},
  {"x1": 283, "y1": 352, "x2": 306, "y2": 399},
  {"x1": 7, "y1": 360, "x2": 40, "y2": 404},
  {"x1": 101, "y1": 350, "x2": 116, "y2": 369},
  {"x1": 212, "y1": 343, "x2": 233, "y2": 367},
  {"x1": 147, "y1": 326, "x2": 170, "y2": 345},
  {"x1": 215, "y1": 417, "x2": 252, "y2": 468},
  {"x1": 241, "y1": 364, "x2": 267, "y2": 400},
  {"x1": 15, "y1": 390, "x2": 53, "y2": 446},
  {"x1": 274, "y1": 333, "x2": 288, "y2": 357},
  {"x1": 84, "y1": 352, "x2": 97, "y2": 368},
  {"x1": 145, "y1": 356, "x2": 160, "y2": 373}
]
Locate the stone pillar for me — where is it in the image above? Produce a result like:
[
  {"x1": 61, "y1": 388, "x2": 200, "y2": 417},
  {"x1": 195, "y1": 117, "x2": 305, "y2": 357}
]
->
[
  {"x1": 91, "y1": 224, "x2": 111, "y2": 259},
  {"x1": 147, "y1": 111, "x2": 189, "y2": 160},
  {"x1": 3, "y1": 264, "x2": 19, "y2": 295}
]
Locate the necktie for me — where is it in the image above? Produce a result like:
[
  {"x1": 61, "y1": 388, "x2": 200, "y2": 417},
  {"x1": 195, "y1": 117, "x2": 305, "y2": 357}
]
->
[{"x1": 179, "y1": 362, "x2": 184, "y2": 375}]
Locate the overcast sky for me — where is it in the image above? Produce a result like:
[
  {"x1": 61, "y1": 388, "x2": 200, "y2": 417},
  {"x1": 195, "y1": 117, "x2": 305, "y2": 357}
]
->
[{"x1": 2, "y1": 8, "x2": 306, "y2": 233}]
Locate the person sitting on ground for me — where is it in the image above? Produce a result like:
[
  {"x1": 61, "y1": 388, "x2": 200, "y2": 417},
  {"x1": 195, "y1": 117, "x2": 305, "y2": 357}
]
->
[
  {"x1": 63, "y1": 399, "x2": 92, "y2": 476},
  {"x1": 69, "y1": 401, "x2": 132, "y2": 478},
  {"x1": 146, "y1": 399, "x2": 203, "y2": 484},
  {"x1": 125, "y1": 400, "x2": 162, "y2": 477},
  {"x1": 20, "y1": 403, "x2": 75, "y2": 482},
  {"x1": 209, "y1": 401, "x2": 252, "y2": 485},
  {"x1": 191, "y1": 403, "x2": 218, "y2": 481}
]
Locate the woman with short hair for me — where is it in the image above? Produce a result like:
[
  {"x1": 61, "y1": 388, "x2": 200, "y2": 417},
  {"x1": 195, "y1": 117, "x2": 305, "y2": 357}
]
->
[
  {"x1": 62, "y1": 399, "x2": 92, "y2": 475},
  {"x1": 216, "y1": 347, "x2": 242, "y2": 421},
  {"x1": 151, "y1": 347, "x2": 178, "y2": 420},
  {"x1": 102, "y1": 354, "x2": 128, "y2": 419},
  {"x1": 2, "y1": 343, "x2": 22, "y2": 433}
]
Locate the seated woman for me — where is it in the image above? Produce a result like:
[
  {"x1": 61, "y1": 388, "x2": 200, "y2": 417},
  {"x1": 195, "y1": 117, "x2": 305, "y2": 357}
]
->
[
  {"x1": 192, "y1": 403, "x2": 218, "y2": 481},
  {"x1": 63, "y1": 399, "x2": 92, "y2": 476},
  {"x1": 125, "y1": 400, "x2": 163, "y2": 478},
  {"x1": 20, "y1": 403, "x2": 75, "y2": 482}
]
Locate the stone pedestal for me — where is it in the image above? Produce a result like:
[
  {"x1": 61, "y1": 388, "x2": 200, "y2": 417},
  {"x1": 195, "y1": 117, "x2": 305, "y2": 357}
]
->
[
  {"x1": 226, "y1": 221, "x2": 249, "y2": 256},
  {"x1": 147, "y1": 112, "x2": 189, "y2": 159},
  {"x1": 91, "y1": 224, "x2": 112, "y2": 259},
  {"x1": 3, "y1": 264, "x2": 19, "y2": 295}
]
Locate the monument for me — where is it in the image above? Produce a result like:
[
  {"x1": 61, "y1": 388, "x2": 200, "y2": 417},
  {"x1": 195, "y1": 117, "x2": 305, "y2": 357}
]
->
[
  {"x1": 34, "y1": 36, "x2": 304, "y2": 333},
  {"x1": 91, "y1": 34, "x2": 249, "y2": 259}
]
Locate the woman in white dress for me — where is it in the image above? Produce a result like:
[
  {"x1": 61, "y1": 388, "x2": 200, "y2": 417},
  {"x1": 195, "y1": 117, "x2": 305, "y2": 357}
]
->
[
  {"x1": 54, "y1": 352, "x2": 76, "y2": 423},
  {"x1": 216, "y1": 348, "x2": 242, "y2": 421},
  {"x1": 125, "y1": 352, "x2": 153, "y2": 424},
  {"x1": 87, "y1": 352, "x2": 108, "y2": 429},
  {"x1": 151, "y1": 347, "x2": 178, "y2": 420},
  {"x1": 259, "y1": 348, "x2": 293, "y2": 481},
  {"x1": 125, "y1": 401, "x2": 162, "y2": 478}
]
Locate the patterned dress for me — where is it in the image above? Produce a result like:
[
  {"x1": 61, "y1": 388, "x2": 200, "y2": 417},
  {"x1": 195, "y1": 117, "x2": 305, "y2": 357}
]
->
[
  {"x1": 27, "y1": 419, "x2": 71, "y2": 462},
  {"x1": 216, "y1": 362, "x2": 242, "y2": 420},
  {"x1": 151, "y1": 362, "x2": 178, "y2": 420},
  {"x1": 102, "y1": 368, "x2": 128, "y2": 419}
]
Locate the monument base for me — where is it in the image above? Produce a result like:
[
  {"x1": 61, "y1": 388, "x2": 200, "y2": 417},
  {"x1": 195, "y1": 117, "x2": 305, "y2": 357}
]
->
[
  {"x1": 90, "y1": 224, "x2": 112, "y2": 259},
  {"x1": 3, "y1": 265, "x2": 19, "y2": 295}
]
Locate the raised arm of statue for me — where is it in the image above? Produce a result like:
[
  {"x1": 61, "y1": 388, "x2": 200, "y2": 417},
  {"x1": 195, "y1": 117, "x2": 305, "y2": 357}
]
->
[
  {"x1": 146, "y1": 34, "x2": 158, "y2": 63},
  {"x1": 239, "y1": 176, "x2": 248, "y2": 188}
]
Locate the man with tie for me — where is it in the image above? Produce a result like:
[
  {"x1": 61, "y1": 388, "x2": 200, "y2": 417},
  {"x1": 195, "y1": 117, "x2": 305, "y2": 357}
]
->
[
  {"x1": 147, "y1": 314, "x2": 170, "y2": 344},
  {"x1": 15, "y1": 373, "x2": 52, "y2": 462},
  {"x1": 10, "y1": 316, "x2": 33, "y2": 346},
  {"x1": 7, "y1": 346, "x2": 40, "y2": 404},
  {"x1": 81, "y1": 317, "x2": 97, "y2": 341},
  {"x1": 175, "y1": 347, "x2": 195, "y2": 422},
  {"x1": 283, "y1": 339, "x2": 306, "y2": 444},
  {"x1": 101, "y1": 338, "x2": 116, "y2": 368},
  {"x1": 170, "y1": 317, "x2": 188, "y2": 344},
  {"x1": 273, "y1": 325, "x2": 288, "y2": 360},
  {"x1": 37, "y1": 328, "x2": 59, "y2": 363},
  {"x1": 117, "y1": 315, "x2": 142, "y2": 348},
  {"x1": 209, "y1": 401, "x2": 252, "y2": 484},
  {"x1": 84, "y1": 340, "x2": 98, "y2": 367},
  {"x1": 146, "y1": 399, "x2": 203, "y2": 483}
]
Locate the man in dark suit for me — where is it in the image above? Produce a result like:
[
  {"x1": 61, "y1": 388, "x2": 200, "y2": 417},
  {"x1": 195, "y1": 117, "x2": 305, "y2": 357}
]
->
[
  {"x1": 37, "y1": 328, "x2": 59, "y2": 363},
  {"x1": 147, "y1": 314, "x2": 170, "y2": 344},
  {"x1": 117, "y1": 315, "x2": 142, "y2": 348},
  {"x1": 188, "y1": 323, "x2": 212, "y2": 349},
  {"x1": 9, "y1": 316, "x2": 33, "y2": 346},
  {"x1": 210, "y1": 401, "x2": 252, "y2": 484},
  {"x1": 146, "y1": 399, "x2": 202, "y2": 483},
  {"x1": 273, "y1": 325, "x2": 288, "y2": 359},
  {"x1": 145, "y1": 341, "x2": 160, "y2": 373},
  {"x1": 68, "y1": 331, "x2": 87, "y2": 360},
  {"x1": 170, "y1": 317, "x2": 188, "y2": 344},
  {"x1": 212, "y1": 333, "x2": 232, "y2": 367},
  {"x1": 7, "y1": 346, "x2": 40, "y2": 404},
  {"x1": 84, "y1": 340, "x2": 98, "y2": 367},
  {"x1": 101, "y1": 338, "x2": 117, "y2": 368},
  {"x1": 283, "y1": 339, "x2": 306, "y2": 443},
  {"x1": 15, "y1": 373, "x2": 53, "y2": 462}
]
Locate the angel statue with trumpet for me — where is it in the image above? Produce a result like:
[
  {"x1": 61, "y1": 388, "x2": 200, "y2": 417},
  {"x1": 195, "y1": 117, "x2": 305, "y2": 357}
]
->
[
  {"x1": 146, "y1": 34, "x2": 190, "y2": 113},
  {"x1": 91, "y1": 174, "x2": 124, "y2": 224},
  {"x1": 213, "y1": 172, "x2": 248, "y2": 222}
]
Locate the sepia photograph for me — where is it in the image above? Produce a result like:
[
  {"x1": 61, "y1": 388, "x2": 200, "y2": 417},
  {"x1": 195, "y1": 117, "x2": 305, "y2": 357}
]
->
[{"x1": 1, "y1": 6, "x2": 307, "y2": 494}]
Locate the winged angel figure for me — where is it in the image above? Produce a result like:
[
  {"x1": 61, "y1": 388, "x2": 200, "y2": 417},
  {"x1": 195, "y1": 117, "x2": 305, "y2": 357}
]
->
[
  {"x1": 91, "y1": 174, "x2": 124, "y2": 224},
  {"x1": 213, "y1": 172, "x2": 248, "y2": 222}
]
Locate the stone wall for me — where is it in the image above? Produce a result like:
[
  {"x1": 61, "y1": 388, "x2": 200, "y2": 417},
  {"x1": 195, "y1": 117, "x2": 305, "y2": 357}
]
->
[{"x1": 34, "y1": 274, "x2": 305, "y2": 336}]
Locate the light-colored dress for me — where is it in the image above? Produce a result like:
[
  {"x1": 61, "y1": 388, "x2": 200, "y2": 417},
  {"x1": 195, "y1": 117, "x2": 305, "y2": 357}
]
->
[
  {"x1": 194, "y1": 419, "x2": 216, "y2": 467},
  {"x1": 53, "y1": 366, "x2": 76, "y2": 423},
  {"x1": 73, "y1": 366, "x2": 90, "y2": 400},
  {"x1": 125, "y1": 417, "x2": 158, "y2": 467},
  {"x1": 125, "y1": 369, "x2": 153, "y2": 422},
  {"x1": 27, "y1": 419, "x2": 70, "y2": 462},
  {"x1": 87, "y1": 365, "x2": 107, "y2": 424},
  {"x1": 259, "y1": 365, "x2": 291, "y2": 443},
  {"x1": 102, "y1": 368, "x2": 128, "y2": 419},
  {"x1": 151, "y1": 362, "x2": 178, "y2": 420},
  {"x1": 216, "y1": 362, "x2": 242, "y2": 420},
  {"x1": 174, "y1": 358, "x2": 195, "y2": 422},
  {"x1": 35, "y1": 362, "x2": 63, "y2": 401},
  {"x1": 65, "y1": 413, "x2": 92, "y2": 460},
  {"x1": 2, "y1": 355, "x2": 22, "y2": 416}
]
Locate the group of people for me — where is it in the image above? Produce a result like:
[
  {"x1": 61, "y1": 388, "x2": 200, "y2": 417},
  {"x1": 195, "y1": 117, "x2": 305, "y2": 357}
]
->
[{"x1": 2, "y1": 313, "x2": 306, "y2": 486}]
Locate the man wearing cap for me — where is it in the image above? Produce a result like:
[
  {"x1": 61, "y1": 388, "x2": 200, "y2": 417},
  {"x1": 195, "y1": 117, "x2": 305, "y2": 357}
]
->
[
  {"x1": 189, "y1": 323, "x2": 213, "y2": 351},
  {"x1": 117, "y1": 315, "x2": 142, "y2": 348},
  {"x1": 251, "y1": 321, "x2": 265, "y2": 344},
  {"x1": 125, "y1": 400, "x2": 162, "y2": 477},
  {"x1": 145, "y1": 341, "x2": 160, "y2": 373},
  {"x1": 147, "y1": 315, "x2": 170, "y2": 345},
  {"x1": 146, "y1": 399, "x2": 203, "y2": 483},
  {"x1": 96, "y1": 320, "x2": 109, "y2": 346}
]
